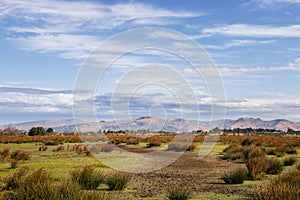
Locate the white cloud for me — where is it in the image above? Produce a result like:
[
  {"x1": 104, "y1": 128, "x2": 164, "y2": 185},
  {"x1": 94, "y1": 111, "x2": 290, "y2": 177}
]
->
[
  {"x1": 0, "y1": 0, "x2": 203, "y2": 59},
  {"x1": 9, "y1": 34, "x2": 100, "y2": 59},
  {"x1": 204, "y1": 39, "x2": 275, "y2": 50},
  {"x1": 202, "y1": 24, "x2": 300, "y2": 38},
  {"x1": 254, "y1": 0, "x2": 300, "y2": 7},
  {"x1": 218, "y1": 58, "x2": 300, "y2": 76}
]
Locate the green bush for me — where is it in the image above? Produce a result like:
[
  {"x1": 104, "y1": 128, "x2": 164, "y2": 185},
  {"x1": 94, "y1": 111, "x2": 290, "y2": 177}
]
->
[
  {"x1": 70, "y1": 166, "x2": 105, "y2": 190},
  {"x1": 105, "y1": 172, "x2": 131, "y2": 191},
  {"x1": 283, "y1": 156, "x2": 297, "y2": 166},
  {"x1": 265, "y1": 158, "x2": 283, "y2": 175},
  {"x1": 254, "y1": 170, "x2": 300, "y2": 200},
  {"x1": 221, "y1": 144, "x2": 245, "y2": 161},
  {"x1": 166, "y1": 185, "x2": 191, "y2": 200},
  {"x1": 221, "y1": 166, "x2": 248, "y2": 184}
]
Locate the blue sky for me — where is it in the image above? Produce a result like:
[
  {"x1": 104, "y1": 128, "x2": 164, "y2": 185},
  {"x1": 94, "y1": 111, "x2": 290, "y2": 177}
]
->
[{"x1": 1, "y1": 0, "x2": 300, "y2": 124}]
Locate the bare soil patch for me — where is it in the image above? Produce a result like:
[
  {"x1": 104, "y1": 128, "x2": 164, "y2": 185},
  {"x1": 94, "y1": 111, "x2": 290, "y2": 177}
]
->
[{"x1": 119, "y1": 146, "x2": 256, "y2": 199}]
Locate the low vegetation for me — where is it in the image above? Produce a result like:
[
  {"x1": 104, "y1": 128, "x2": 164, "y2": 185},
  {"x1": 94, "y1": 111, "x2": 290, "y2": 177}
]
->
[
  {"x1": 166, "y1": 185, "x2": 191, "y2": 200},
  {"x1": 221, "y1": 166, "x2": 248, "y2": 184},
  {"x1": 2, "y1": 167, "x2": 109, "y2": 200},
  {"x1": 0, "y1": 134, "x2": 299, "y2": 199},
  {"x1": 265, "y1": 157, "x2": 283, "y2": 174},
  {"x1": 282, "y1": 156, "x2": 297, "y2": 166},
  {"x1": 254, "y1": 170, "x2": 300, "y2": 200},
  {"x1": 105, "y1": 171, "x2": 132, "y2": 191},
  {"x1": 70, "y1": 166, "x2": 105, "y2": 190}
]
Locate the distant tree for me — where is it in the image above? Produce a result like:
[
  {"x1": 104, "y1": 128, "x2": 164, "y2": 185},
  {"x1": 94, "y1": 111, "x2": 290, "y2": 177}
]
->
[
  {"x1": 46, "y1": 128, "x2": 54, "y2": 134},
  {"x1": 1, "y1": 124, "x2": 20, "y2": 136},
  {"x1": 28, "y1": 127, "x2": 46, "y2": 136},
  {"x1": 287, "y1": 128, "x2": 295, "y2": 134}
]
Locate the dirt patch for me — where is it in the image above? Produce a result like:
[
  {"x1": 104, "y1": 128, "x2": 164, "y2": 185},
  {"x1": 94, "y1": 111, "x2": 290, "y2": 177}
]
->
[{"x1": 118, "y1": 146, "x2": 256, "y2": 199}]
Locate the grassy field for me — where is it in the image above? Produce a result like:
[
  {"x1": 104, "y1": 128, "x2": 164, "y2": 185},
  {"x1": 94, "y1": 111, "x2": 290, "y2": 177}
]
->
[{"x1": 0, "y1": 135, "x2": 299, "y2": 199}]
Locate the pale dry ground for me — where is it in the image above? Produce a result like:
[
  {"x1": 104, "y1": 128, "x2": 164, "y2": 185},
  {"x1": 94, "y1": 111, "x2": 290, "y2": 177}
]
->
[{"x1": 113, "y1": 145, "x2": 255, "y2": 199}]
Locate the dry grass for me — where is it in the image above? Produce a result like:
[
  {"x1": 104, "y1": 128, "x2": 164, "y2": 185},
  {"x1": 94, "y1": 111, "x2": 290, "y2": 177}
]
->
[{"x1": 254, "y1": 170, "x2": 300, "y2": 200}]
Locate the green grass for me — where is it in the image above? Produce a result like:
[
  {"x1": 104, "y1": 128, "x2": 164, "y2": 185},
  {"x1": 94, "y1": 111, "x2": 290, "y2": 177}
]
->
[{"x1": 0, "y1": 143, "x2": 107, "y2": 180}]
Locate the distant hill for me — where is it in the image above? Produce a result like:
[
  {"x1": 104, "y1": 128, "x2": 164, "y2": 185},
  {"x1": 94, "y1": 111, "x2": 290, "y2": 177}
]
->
[{"x1": 2, "y1": 117, "x2": 300, "y2": 133}]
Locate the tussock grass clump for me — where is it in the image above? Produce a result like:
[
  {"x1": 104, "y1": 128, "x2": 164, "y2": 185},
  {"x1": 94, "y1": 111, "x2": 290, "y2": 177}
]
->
[
  {"x1": 266, "y1": 148, "x2": 276, "y2": 155},
  {"x1": 4, "y1": 169, "x2": 108, "y2": 200},
  {"x1": 283, "y1": 156, "x2": 297, "y2": 166},
  {"x1": 244, "y1": 145, "x2": 265, "y2": 160},
  {"x1": 265, "y1": 158, "x2": 283, "y2": 175},
  {"x1": 1, "y1": 148, "x2": 10, "y2": 162},
  {"x1": 105, "y1": 171, "x2": 131, "y2": 191},
  {"x1": 10, "y1": 160, "x2": 18, "y2": 169},
  {"x1": 275, "y1": 145, "x2": 297, "y2": 156},
  {"x1": 254, "y1": 170, "x2": 300, "y2": 200},
  {"x1": 2, "y1": 167, "x2": 28, "y2": 191},
  {"x1": 10, "y1": 150, "x2": 30, "y2": 161},
  {"x1": 146, "y1": 141, "x2": 161, "y2": 148},
  {"x1": 221, "y1": 166, "x2": 248, "y2": 184},
  {"x1": 246, "y1": 156, "x2": 268, "y2": 180},
  {"x1": 54, "y1": 145, "x2": 65, "y2": 151},
  {"x1": 166, "y1": 185, "x2": 191, "y2": 200},
  {"x1": 167, "y1": 143, "x2": 197, "y2": 152},
  {"x1": 221, "y1": 144, "x2": 245, "y2": 161},
  {"x1": 70, "y1": 166, "x2": 105, "y2": 190},
  {"x1": 241, "y1": 137, "x2": 253, "y2": 146},
  {"x1": 3, "y1": 168, "x2": 109, "y2": 200}
]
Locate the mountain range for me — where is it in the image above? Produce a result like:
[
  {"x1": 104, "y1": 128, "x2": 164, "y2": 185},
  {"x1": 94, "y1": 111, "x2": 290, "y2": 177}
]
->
[{"x1": 2, "y1": 117, "x2": 300, "y2": 133}]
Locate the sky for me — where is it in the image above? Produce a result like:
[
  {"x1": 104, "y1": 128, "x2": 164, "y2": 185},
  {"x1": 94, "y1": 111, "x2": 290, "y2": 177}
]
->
[{"x1": 1, "y1": 0, "x2": 300, "y2": 125}]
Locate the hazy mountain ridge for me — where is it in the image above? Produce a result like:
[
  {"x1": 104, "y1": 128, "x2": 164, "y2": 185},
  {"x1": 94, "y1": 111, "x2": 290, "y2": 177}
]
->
[{"x1": 2, "y1": 117, "x2": 300, "y2": 133}]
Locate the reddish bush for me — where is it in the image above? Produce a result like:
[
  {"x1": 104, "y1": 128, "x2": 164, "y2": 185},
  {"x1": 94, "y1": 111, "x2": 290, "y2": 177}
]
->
[{"x1": 1, "y1": 148, "x2": 10, "y2": 162}]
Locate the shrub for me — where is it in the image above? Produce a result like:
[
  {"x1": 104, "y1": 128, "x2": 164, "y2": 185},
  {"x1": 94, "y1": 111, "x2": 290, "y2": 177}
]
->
[
  {"x1": 245, "y1": 146, "x2": 265, "y2": 159},
  {"x1": 10, "y1": 150, "x2": 30, "y2": 161},
  {"x1": 221, "y1": 166, "x2": 248, "y2": 184},
  {"x1": 105, "y1": 172, "x2": 131, "y2": 191},
  {"x1": 43, "y1": 140, "x2": 58, "y2": 145},
  {"x1": 146, "y1": 141, "x2": 161, "y2": 148},
  {"x1": 265, "y1": 158, "x2": 283, "y2": 175},
  {"x1": 275, "y1": 145, "x2": 297, "y2": 155},
  {"x1": 283, "y1": 147, "x2": 297, "y2": 154},
  {"x1": 254, "y1": 170, "x2": 300, "y2": 200},
  {"x1": 266, "y1": 148, "x2": 276, "y2": 155},
  {"x1": 1, "y1": 148, "x2": 10, "y2": 162},
  {"x1": 2, "y1": 167, "x2": 29, "y2": 191},
  {"x1": 4, "y1": 169, "x2": 109, "y2": 200},
  {"x1": 166, "y1": 185, "x2": 191, "y2": 200},
  {"x1": 54, "y1": 146, "x2": 65, "y2": 151},
  {"x1": 283, "y1": 156, "x2": 297, "y2": 166},
  {"x1": 187, "y1": 143, "x2": 197, "y2": 152},
  {"x1": 125, "y1": 138, "x2": 139, "y2": 145},
  {"x1": 241, "y1": 137, "x2": 253, "y2": 146},
  {"x1": 246, "y1": 156, "x2": 268, "y2": 180},
  {"x1": 10, "y1": 160, "x2": 18, "y2": 169},
  {"x1": 70, "y1": 166, "x2": 105, "y2": 190},
  {"x1": 38, "y1": 146, "x2": 48, "y2": 151},
  {"x1": 221, "y1": 144, "x2": 245, "y2": 161}
]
